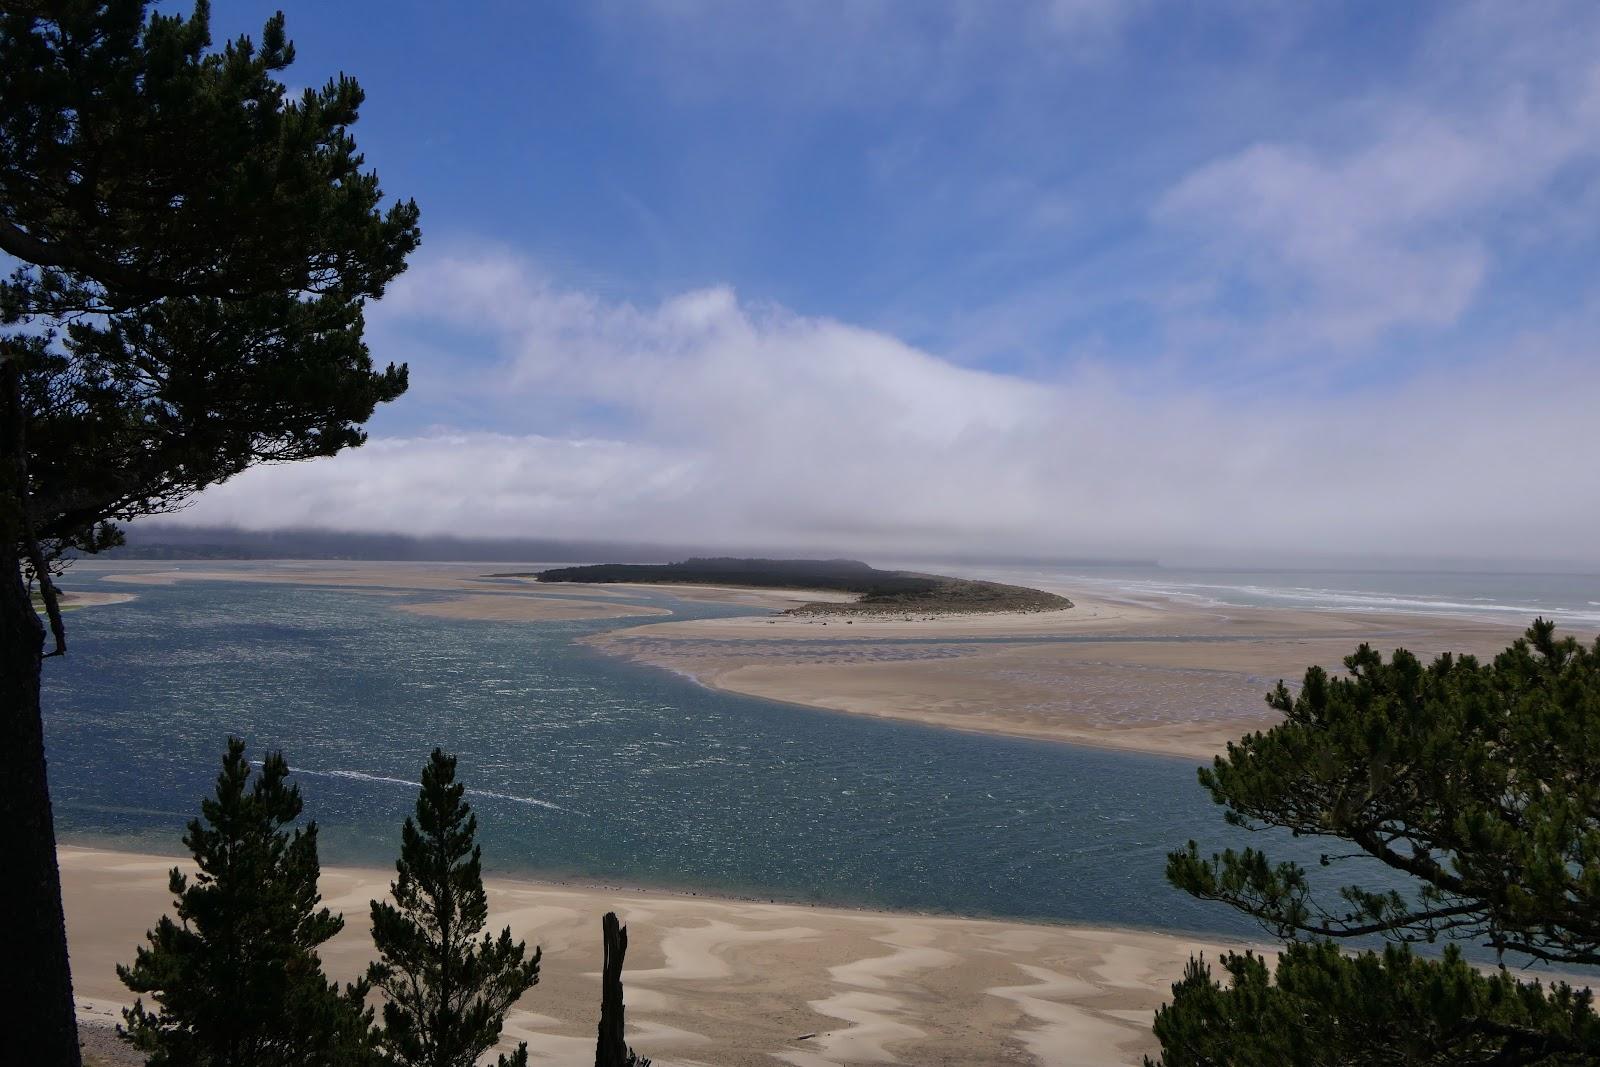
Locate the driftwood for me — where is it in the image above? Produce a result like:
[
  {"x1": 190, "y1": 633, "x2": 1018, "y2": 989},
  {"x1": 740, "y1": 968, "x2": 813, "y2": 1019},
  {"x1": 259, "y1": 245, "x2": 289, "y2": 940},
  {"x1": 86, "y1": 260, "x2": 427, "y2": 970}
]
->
[{"x1": 596, "y1": 912, "x2": 650, "y2": 1067}]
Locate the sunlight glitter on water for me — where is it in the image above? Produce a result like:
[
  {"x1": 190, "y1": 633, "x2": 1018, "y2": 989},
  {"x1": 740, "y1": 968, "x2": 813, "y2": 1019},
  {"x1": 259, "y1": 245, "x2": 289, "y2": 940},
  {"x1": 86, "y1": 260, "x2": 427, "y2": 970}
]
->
[{"x1": 44, "y1": 567, "x2": 1406, "y2": 940}]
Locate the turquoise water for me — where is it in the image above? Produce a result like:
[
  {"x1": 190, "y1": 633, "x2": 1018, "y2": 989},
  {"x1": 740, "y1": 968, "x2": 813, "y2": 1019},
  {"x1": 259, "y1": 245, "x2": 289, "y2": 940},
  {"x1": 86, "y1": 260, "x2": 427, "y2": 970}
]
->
[{"x1": 43, "y1": 567, "x2": 1395, "y2": 943}]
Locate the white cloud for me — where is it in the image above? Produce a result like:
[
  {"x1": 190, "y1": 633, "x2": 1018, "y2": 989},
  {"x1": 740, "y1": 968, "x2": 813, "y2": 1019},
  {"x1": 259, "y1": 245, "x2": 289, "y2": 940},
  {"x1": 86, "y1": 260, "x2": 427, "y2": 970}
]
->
[
  {"x1": 174, "y1": 247, "x2": 1600, "y2": 563},
  {"x1": 1153, "y1": 0, "x2": 1600, "y2": 351},
  {"x1": 589, "y1": 0, "x2": 1158, "y2": 109}
]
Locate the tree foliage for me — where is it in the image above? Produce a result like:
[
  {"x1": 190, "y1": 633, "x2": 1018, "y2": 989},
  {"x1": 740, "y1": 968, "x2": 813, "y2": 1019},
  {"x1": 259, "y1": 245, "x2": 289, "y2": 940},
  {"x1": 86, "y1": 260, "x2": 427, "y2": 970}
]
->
[
  {"x1": 1167, "y1": 620, "x2": 1600, "y2": 964},
  {"x1": 0, "y1": 6, "x2": 415, "y2": 1059},
  {"x1": 1148, "y1": 941, "x2": 1600, "y2": 1066},
  {"x1": 118, "y1": 738, "x2": 376, "y2": 1066},
  {"x1": 368, "y1": 750, "x2": 542, "y2": 1067},
  {"x1": 1, "y1": 0, "x2": 417, "y2": 588},
  {"x1": 1155, "y1": 621, "x2": 1600, "y2": 1063}
]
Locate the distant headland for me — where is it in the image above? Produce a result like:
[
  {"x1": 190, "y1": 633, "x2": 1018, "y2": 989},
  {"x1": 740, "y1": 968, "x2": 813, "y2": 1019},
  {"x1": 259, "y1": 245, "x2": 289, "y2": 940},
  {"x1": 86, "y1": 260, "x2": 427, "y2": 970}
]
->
[{"x1": 524, "y1": 557, "x2": 1073, "y2": 616}]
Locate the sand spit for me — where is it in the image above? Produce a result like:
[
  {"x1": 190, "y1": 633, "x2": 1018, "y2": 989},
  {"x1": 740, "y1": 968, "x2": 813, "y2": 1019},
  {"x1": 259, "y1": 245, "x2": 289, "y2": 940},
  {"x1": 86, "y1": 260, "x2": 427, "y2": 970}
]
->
[
  {"x1": 62, "y1": 845, "x2": 1247, "y2": 1066},
  {"x1": 90, "y1": 563, "x2": 703, "y2": 623},
  {"x1": 59, "y1": 590, "x2": 137, "y2": 610},
  {"x1": 592, "y1": 592, "x2": 1533, "y2": 759}
]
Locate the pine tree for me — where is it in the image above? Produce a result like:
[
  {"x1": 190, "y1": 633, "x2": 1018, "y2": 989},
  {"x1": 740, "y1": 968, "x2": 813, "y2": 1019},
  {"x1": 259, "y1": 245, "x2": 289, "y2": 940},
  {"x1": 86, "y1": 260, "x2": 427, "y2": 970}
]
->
[
  {"x1": 1148, "y1": 942, "x2": 1600, "y2": 1066},
  {"x1": 117, "y1": 739, "x2": 377, "y2": 1066},
  {"x1": 1156, "y1": 621, "x2": 1600, "y2": 1062},
  {"x1": 369, "y1": 750, "x2": 542, "y2": 1067}
]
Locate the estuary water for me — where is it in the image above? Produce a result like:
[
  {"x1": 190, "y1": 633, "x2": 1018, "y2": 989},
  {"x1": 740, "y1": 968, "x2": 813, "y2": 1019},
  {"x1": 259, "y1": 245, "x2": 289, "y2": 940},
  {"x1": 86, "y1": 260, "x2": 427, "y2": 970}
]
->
[{"x1": 43, "y1": 562, "x2": 1467, "y2": 944}]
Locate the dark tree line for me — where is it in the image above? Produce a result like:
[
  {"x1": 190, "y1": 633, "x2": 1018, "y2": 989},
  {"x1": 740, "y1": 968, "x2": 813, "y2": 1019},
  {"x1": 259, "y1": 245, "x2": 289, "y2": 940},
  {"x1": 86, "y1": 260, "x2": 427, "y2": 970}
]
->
[{"x1": 121, "y1": 742, "x2": 648, "y2": 1067}]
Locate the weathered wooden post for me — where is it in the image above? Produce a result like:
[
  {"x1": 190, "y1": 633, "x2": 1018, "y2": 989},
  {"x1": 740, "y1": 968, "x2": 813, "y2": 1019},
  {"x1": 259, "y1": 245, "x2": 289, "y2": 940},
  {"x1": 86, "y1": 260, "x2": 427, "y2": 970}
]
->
[{"x1": 596, "y1": 911, "x2": 649, "y2": 1067}]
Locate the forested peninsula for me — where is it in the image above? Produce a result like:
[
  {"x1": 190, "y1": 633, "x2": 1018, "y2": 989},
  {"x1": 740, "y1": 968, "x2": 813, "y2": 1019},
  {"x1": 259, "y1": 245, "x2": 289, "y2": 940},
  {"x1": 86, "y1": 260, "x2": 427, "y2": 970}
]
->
[{"x1": 528, "y1": 557, "x2": 1073, "y2": 616}]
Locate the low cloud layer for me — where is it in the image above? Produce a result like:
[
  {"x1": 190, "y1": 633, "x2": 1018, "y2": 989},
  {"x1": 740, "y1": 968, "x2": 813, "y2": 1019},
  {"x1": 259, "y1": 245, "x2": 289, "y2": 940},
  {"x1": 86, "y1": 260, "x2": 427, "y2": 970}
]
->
[{"x1": 172, "y1": 248, "x2": 1600, "y2": 564}]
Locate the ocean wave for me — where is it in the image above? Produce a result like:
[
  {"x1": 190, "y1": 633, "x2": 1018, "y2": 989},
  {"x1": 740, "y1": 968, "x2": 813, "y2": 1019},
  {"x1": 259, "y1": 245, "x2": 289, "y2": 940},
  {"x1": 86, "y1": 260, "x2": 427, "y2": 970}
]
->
[
  {"x1": 1220, "y1": 585, "x2": 1598, "y2": 624},
  {"x1": 1049, "y1": 573, "x2": 1600, "y2": 626}
]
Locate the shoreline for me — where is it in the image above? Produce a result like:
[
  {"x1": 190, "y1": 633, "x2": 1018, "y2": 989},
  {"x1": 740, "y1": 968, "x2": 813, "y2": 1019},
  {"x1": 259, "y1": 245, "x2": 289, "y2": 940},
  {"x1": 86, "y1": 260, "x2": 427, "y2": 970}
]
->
[
  {"x1": 54, "y1": 830, "x2": 1214, "y2": 933},
  {"x1": 62, "y1": 844, "x2": 1258, "y2": 1066},
  {"x1": 67, "y1": 561, "x2": 1546, "y2": 759},
  {"x1": 605, "y1": 645, "x2": 1243, "y2": 762}
]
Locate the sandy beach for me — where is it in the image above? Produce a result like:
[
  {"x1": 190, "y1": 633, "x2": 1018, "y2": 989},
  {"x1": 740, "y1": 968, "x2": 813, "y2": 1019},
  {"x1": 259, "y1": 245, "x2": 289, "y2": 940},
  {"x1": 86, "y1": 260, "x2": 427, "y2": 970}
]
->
[
  {"x1": 590, "y1": 590, "x2": 1538, "y2": 759},
  {"x1": 59, "y1": 590, "x2": 139, "y2": 610},
  {"x1": 63, "y1": 845, "x2": 1244, "y2": 1067}
]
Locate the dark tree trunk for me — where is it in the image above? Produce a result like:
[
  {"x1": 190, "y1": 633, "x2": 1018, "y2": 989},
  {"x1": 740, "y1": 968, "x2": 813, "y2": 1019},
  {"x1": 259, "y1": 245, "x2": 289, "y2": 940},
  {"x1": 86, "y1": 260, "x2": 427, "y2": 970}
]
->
[
  {"x1": 1, "y1": 361, "x2": 82, "y2": 1066},
  {"x1": 596, "y1": 912, "x2": 647, "y2": 1067},
  {"x1": 595, "y1": 912, "x2": 628, "y2": 1067},
  {"x1": 0, "y1": 547, "x2": 81, "y2": 1067}
]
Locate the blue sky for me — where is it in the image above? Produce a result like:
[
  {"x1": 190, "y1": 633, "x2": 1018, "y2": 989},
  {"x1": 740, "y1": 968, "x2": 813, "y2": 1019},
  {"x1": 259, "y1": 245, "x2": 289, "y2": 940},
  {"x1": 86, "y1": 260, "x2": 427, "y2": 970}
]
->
[{"x1": 184, "y1": 1, "x2": 1600, "y2": 563}]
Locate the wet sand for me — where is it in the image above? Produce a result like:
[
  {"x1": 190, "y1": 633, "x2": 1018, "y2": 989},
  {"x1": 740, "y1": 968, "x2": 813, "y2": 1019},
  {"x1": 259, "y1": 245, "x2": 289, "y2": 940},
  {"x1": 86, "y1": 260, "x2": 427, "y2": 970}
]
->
[
  {"x1": 62, "y1": 845, "x2": 1248, "y2": 1066},
  {"x1": 59, "y1": 590, "x2": 138, "y2": 610},
  {"x1": 590, "y1": 591, "x2": 1536, "y2": 759}
]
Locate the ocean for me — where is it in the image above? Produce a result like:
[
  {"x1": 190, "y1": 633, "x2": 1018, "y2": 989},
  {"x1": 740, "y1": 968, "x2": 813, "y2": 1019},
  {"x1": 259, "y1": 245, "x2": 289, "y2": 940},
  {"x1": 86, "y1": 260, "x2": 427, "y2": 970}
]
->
[{"x1": 960, "y1": 563, "x2": 1600, "y2": 629}]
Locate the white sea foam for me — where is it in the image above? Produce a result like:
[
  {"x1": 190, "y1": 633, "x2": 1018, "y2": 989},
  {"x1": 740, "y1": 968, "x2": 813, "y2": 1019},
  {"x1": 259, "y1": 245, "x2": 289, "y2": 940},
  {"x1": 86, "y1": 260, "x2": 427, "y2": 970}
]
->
[
  {"x1": 261, "y1": 764, "x2": 567, "y2": 812},
  {"x1": 1038, "y1": 570, "x2": 1600, "y2": 627},
  {"x1": 1215, "y1": 585, "x2": 1600, "y2": 625}
]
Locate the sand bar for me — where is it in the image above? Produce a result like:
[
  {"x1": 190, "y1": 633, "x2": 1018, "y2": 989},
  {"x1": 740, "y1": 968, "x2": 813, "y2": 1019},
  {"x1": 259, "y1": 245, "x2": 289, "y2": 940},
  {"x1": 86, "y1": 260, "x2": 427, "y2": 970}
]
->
[
  {"x1": 98, "y1": 561, "x2": 563, "y2": 593},
  {"x1": 591, "y1": 591, "x2": 1547, "y2": 759},
  {"x1": 63, "y1": 845, "x2": 1249, "y2": 1066},
  {"x1": 59, "y1": 590, "x2": 137, "y2": 610},
  {"x1": 84, "y1": 562, "x2": 700, "y2": 622}
]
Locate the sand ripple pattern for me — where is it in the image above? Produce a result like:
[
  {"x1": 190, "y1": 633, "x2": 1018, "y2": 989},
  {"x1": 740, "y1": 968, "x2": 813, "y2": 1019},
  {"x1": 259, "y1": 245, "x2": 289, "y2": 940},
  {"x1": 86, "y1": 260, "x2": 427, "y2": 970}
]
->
[{"x1": 62, "y1": 848, "x2": 1246, "y2": 1067}]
